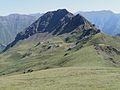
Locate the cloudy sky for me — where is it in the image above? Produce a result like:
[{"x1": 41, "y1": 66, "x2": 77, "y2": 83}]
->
[{"x1": 0, "y1": 0, "x2": 119, "y2": 15}]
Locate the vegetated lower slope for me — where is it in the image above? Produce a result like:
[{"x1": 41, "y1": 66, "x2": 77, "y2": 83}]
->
[
  {"x1": 0, "y1": 67, "x2": 120, "y2": 90},
  {"x1": 0, "y1": 9, "x2": 120, "y2": 77},
  {"x1": 0, "y1": 14, "x2": 41, "y2": 45}
]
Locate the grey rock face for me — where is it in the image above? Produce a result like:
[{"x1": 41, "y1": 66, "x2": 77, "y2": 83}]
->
[{"x1": 4, "y1": 9, "x2": 100, "y2": 52}]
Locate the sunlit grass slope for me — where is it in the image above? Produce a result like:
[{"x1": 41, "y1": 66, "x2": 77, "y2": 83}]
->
[
  {"x1": 0, "y1": 33, "x2": 120, "y2": 76},
  {"x1": 0, "y1": 67, "x2": 120, "y2": 90}
]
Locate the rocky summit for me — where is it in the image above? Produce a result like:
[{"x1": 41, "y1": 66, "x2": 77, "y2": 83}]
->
[{"x1": 4, "y1": 9, "x2": 100, "y2": 51}]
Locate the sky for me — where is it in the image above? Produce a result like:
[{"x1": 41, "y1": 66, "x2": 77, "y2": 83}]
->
[{"x1": 0, "y1": 0, "x2": 119, "y2": 15}]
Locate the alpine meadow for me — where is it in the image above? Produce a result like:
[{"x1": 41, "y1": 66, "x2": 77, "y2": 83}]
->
[{"x1": 0, "y1": 0, "x2": 120, "y2": 90}]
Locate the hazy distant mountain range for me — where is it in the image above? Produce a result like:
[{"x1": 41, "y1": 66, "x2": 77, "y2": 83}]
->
[
  {"x1": 0, "y1": 14, "x2": 41, "y2": 45},
  {"x1": 77, "y1": 10, "x2": 120, "y2": 35}
]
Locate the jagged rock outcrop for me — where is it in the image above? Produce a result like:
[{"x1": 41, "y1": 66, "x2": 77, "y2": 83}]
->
[{"x1": 95, "y1": 44, "x2": 120, "y2": 55}]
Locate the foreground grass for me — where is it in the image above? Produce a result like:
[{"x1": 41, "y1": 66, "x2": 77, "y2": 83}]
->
[{"x1": 0, "y1": 67, "x2": 120, "y2": 90}]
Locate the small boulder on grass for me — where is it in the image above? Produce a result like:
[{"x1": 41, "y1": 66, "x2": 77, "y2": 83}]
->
[
  {"x1": 47, "y1": 46, "x2": 52, "y2": 49},
  {"x1": 27, "y1": 69, "x2": 33, "y2": 73},
  {"x1": 23, "y1": 69, "x2": 33, "y2": 74},
  {"x1": 64, "y1": 53, "x2": 68, "y2": 56},
  {"x1": 22, "y1": 53, "x2": 31, "y2": 58}
]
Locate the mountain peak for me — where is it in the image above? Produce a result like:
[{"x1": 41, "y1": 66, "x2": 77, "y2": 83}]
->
[
  {"x1": 56, "y1": 9, "x2": 68, "y2": 13},
  {"x1": 3, "y1": 9, "x2": 100, "y2": 52},
  {"x1": 43, "y1": 9, "x2": 72, "y2": 20},
  {"x1": 45, "y1": 9, "x2": 69, "y2": 15}
]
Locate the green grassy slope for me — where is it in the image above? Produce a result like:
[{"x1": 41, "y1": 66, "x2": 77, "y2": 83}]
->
[
  {"x1": 0, "y1": 33, "x2": 120, "y2": 76},
  {"x1": 0, "y1": 67, "x2": 120, "y2": 90}
]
